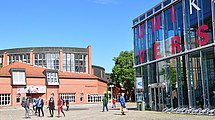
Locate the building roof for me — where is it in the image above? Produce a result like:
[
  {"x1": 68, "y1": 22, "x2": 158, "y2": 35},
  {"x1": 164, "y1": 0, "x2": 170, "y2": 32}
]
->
[
  {"x1": 0, "y1": 62, "x2": 106, "y2": 82},
  {"x1": 0, "y1": 47, "x2": 88, "y2": 54}
]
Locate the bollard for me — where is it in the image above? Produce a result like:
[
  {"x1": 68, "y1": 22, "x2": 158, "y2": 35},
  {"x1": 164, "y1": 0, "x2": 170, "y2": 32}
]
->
[
  {"x1": 137, "y1": 102, "x2": 141, "y2": 111},
  {"x1": 141, "y1": 101, "x2": 145, "y2": 111}
]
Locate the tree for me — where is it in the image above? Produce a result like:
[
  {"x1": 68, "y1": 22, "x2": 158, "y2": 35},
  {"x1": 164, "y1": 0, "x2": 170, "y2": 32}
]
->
[{"x1": 110, "y1": 51, "x2": 134, "y2": 101}]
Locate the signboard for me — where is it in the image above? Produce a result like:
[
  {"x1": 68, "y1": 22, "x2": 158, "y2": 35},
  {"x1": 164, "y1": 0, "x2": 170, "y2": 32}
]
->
[
  {"x1": 136, "y1": 77, "x2": 143, "y2": 89},
  {"x1": 17, "y1": 86, "x2": 46, "y2": 93}
]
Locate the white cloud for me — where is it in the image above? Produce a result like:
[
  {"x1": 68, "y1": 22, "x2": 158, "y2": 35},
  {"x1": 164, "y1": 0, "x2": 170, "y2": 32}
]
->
[{"x1": 90, "y1": 0, "x2": 117, "y2": 5}]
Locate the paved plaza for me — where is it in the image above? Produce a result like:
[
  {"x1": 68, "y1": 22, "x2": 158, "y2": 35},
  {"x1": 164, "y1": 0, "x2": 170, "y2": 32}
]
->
[{"x1": 0, "y1": 103, "x2": 215, "y2": 120}]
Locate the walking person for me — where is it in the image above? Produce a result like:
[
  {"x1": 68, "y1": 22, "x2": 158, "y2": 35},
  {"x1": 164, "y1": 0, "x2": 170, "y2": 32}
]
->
[
  {"x1": 213, "y1": 91, "x2": 215, "y2": 107},
  {"x1": 66, "y1": 100, "x2": 69, "y2": 111},
  {"x1": 48, "y1": 97, "x2": 55, "y2": 117},
  {"x1": 102, "y1": 96, "x2": 108, "y2": 112},
  {"x1": 57, "y1": 96, "x2": 65, "y2": 117},
  {"x1": 112, "y1": 98, "x2": 116, "y2": 108},
  {"x1": 32, "y1": 98, "x2": 36, "y2": 112},
  {"x1": 24, "y1": 97, "x2": 30, "y2": 118},
  {"x1": 37, "y1": 96, "x2": 44, "y2": 117},
  {"x1": 35, "y1": 97, "x2": 39, "y2": 114},
  {"x1": 120, "y1": 93, "x2": 126, "y2": 115}
]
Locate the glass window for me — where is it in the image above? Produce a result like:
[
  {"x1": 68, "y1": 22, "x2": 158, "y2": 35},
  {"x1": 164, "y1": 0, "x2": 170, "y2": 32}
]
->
[
  {"x1": 0, "y1": 94, "x2": 11, "y2": 106},
  {"x1": 164, "y1": 2, "x2": 184, "y2": 56},
  {"x1": 147, "y1": 19, "x2": 155, "y2": 61},
  {"x1": 12, "y1": 71, "x2": 26, "y2": 85},
  {"x1": 140, "y1": 15, "x2": 145, "y2": 21},
  {"x1": 17, "y1": 94, "x2": 21, "y2": 103},
  {"x1": 185, "y1": 0, "x2": 213, "y2": 49},
  {"x1": 133, "y1": 19, "x2": 138, "y2": 25},
  {"x1": 147, "y1": 10, "x2": 153, "y2": 17},
  {"x1": 46, "y1": 72, "x2": 59, "y2": 85},
  {"x1": 163, "y1": 0, "x2": 171, "y2": 7},
  {"x1": 155, "y1": 4, "x2": 161, "y2": 12},
  {"x1": 201, "y1": 48, "x2": 215, "y2": 108},
  {"x1": 59, "y1": 93, "x2": 75, "y2": 103},
  {"x1": 80, "y1": 93, "x2": 83, "y2": 102},
  {"x1": 87, "y1": 94, "x2": 104, "y2": 103}
]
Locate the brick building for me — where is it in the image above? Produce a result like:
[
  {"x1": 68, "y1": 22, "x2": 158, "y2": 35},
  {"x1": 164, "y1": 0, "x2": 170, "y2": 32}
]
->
[{"x1": 0, "y1": 47, "x2": 107, "y2": 106}]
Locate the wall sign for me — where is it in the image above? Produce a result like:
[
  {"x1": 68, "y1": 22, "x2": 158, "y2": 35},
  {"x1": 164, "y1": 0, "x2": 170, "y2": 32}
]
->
[
  {"x1": 17, "y1": 86, "x2": 46, "y2": 93},
  {"x1": 136, "y1": 77, "x2": 143, "y2": 89}
]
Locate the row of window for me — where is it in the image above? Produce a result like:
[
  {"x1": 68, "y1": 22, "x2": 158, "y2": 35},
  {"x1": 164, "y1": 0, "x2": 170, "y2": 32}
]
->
[
  {"x1": 0, "y1": 93, "x2": 104, "y2": 106},
  {"x1": 8, "y1": 54, "x2": 30, "y2": 64},
  {"x1": 87, "y1": 94, "x2": 104, "y2": 103},
  {"x1": 63, "y1": 53, "x2": 88, "y2": 73},
  {"x1": 0, "y1": 52, "x2": 88, "y2": 73},
  {"x1": 59, "y1": 93, "x2": 76, "y2": 103}
]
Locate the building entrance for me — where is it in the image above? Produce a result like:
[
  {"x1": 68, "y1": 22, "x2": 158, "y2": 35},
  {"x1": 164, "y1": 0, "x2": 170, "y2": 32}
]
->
[{"x1": 149, "y1": 83, "x2": 167, "y2": 111}]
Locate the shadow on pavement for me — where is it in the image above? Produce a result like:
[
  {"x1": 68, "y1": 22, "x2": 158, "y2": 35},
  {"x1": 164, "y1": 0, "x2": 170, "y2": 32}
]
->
[
  {"x1": 64, "y1": 108, "x2": 89, "y2": 111},
  {"x1": 113, "y1": 113, "x2": 126, "y2": 116},
  {"x1": 110, "y1": 107, "x2": 136, "y2": 111}
]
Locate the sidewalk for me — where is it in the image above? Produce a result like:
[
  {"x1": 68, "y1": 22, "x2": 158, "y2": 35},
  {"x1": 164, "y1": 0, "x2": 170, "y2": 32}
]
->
[{"x1": 0, "y1": 102, "x2": 215, "y2": 120}]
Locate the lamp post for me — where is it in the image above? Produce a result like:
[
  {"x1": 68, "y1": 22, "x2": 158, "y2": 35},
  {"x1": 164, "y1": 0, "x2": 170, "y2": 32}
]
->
[{"x1": 109, "y1": 84, "x2": 114, "y2": 107}]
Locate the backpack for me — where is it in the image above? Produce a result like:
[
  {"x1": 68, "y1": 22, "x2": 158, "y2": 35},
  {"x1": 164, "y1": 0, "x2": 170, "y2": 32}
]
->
[{"x1": 63, "y1": 99, "x2": 65, "y2": 105}]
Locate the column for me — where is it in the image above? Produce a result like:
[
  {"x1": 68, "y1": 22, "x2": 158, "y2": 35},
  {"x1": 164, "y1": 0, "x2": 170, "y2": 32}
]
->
[
  {"x1": 87, "y1": 46, "x2": 92, "y2": 74},
  {"x1": 3, "y1": 52, "x2": 8, "y2": 67},
  {"x1": 59, "y1": 50, "x2": 63, "y2": 72},
  {"x1": 30, "y1": 50, "x2": 34, "y2": 66}
]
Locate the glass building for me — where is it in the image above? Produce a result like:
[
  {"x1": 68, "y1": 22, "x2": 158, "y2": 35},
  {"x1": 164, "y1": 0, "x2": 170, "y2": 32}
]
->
[
  {"x1": 0, "y1": 47, "x2": 91, "y2": 74},
  {"x1": 133, "y1": 0, "x2": 215, "y2": 111}
]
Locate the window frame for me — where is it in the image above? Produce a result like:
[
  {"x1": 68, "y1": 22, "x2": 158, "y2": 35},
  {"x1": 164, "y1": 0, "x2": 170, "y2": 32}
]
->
[
  {"x1": 87, "y1": 94, "x2": 104, "y2": 103},
  {"x1": 45, "y1": 70, "x2": 59, "y2": 85},
  {"x1": 10, "y1": 68, "x2": 26, "y2": 85},
  {"x1": 59, "y1": 93, "x2": 76, "y2": 103},
  {"x1": 0, "y1": 94, "x2": 11, "y2": 106}
]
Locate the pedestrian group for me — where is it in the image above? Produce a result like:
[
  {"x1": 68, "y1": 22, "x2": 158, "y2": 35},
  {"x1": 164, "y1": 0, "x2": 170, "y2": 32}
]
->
[{"x1": 22, "y1": 96, "x2": 67, "y2": 118}]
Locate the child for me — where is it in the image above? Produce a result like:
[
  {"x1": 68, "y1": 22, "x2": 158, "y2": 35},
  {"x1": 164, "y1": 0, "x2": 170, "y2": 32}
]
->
[{"x1": 112, "y1": 98, "x2": 116, "y2": 108}]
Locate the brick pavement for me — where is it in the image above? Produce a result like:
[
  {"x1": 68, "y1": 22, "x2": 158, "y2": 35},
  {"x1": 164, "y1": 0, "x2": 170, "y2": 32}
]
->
[{"x1": 0, "y1": 103, "x2": 215, "y2": 120}]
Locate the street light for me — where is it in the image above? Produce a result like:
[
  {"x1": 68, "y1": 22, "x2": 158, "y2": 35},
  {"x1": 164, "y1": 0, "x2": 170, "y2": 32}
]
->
[{"x1": 109, "y1": 84, "x2": 114, "y2": 107}]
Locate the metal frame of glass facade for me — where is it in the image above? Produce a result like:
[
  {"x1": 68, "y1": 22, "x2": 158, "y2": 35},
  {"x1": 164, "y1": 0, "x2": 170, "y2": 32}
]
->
[{"x1": 133, "y1": 0, "x2": 215, "y2": 111}]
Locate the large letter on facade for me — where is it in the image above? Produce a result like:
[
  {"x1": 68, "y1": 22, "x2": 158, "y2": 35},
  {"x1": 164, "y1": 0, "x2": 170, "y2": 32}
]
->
[
  {"x1": 152, "y1": 14, "x2": 161, "y2": 32},
  {"x1": 171, "y1": 6, "x2": 175, "y2": 23},
  {"x1": 171, "y1": 36, "x2": 181, "y2": 54},
  {"x1": 189, "y1": 0, "x2": 200, "y2": 14},
  {"x1": 138, "y1": 49, "x2": 145, "y2": 63},
  {"x1": 137, "y1": 24, "x2": 144, "y2": 39},
  {"x1": 154, "y1": 43, "x2": 161, "y2": 59},
  {"x1": 197, "y1": 25, "x2": 210, "y2": 45}
]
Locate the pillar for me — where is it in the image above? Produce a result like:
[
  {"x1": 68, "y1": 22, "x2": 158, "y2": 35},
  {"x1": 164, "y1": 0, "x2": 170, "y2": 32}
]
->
[
  {"x1": 30, "y1": 50, "x2": 34, "y2": 66},
  {"x1": 3, "y1": 52, "x2": 8, "y2": 67},
  {"x1": 59, "y1": 50, "x2": 63, "y2": 72},
  {"x1": 87, "y1": 46, "x2": 92, "y2": 74}
]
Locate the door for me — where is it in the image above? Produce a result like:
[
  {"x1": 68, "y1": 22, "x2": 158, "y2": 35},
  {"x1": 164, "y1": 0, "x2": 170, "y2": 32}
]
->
[{"x1": 149, "y1": 83, "x2": 166, "y2": 111}]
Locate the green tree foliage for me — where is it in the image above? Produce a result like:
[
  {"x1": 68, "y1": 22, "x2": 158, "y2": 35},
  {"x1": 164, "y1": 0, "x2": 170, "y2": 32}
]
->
[{"x1": 110, "y1": 51, "x2": 134, "y2": 100}]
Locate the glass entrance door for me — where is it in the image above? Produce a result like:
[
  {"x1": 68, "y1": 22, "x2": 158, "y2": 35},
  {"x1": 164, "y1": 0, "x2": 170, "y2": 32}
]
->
[{"x1": 149, "y1": 83, "x2": 166, "y2": 111}]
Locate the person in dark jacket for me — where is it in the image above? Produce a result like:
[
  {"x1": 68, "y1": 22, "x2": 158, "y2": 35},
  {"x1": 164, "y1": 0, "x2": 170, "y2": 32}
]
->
[
  {"x1": 213, "y1": 92, "x2": 215, "y2": 107},
  {"x1": 37, "y1": 96, "x2": 44, "y2": 117},
  {"x1": 24, "y1": 97, "x2": 30, "y2": 118},
  {"x1": 48, "y1": 97, "x2": 55, "y2": 117},
  {"x1": 66, "y1": 100, "x2": 69, "y2": 111}
]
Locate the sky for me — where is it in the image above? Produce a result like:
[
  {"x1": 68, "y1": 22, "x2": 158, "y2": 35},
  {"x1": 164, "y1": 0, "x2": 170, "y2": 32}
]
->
[{"x1": 0, "y1": 0, "x2": 162, "y2": 73}]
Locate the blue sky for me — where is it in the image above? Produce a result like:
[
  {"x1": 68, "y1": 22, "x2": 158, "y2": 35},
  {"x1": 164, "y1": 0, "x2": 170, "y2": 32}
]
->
[{"x1": 0, "y1": 0, "x2": 162, "y2": 73}]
